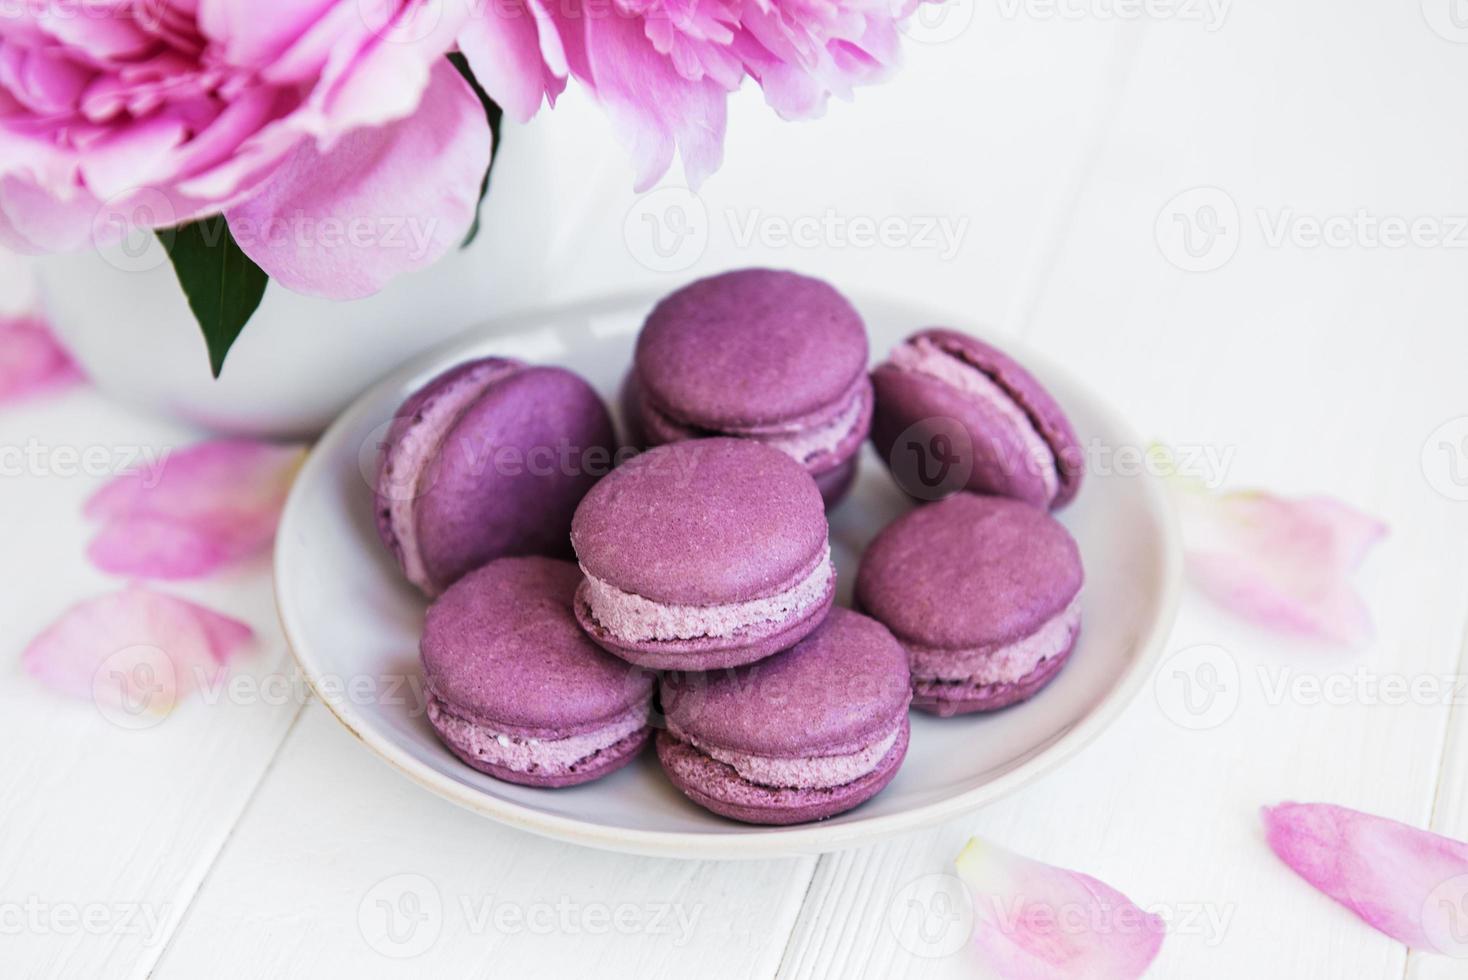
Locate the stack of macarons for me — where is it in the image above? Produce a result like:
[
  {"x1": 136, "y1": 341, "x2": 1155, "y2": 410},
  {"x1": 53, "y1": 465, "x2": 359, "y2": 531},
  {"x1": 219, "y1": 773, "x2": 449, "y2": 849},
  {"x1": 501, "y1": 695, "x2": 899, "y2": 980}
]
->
[{"x1": 374, "y1": 267, "x2": 1086, "y2": 825}]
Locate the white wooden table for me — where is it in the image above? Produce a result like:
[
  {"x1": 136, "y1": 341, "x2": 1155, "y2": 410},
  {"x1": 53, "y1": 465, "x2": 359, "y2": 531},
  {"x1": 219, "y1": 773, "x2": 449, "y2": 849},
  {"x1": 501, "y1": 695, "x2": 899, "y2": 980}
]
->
[{"x1": 6, "y1": 5, "x2": 1468, "y2": 977}]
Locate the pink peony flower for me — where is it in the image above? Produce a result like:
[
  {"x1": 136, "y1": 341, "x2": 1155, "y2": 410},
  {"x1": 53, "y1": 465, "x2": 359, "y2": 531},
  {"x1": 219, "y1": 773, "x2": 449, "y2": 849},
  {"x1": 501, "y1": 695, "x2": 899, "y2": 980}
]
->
[
  {"x1": 457, "y1": 0, "x2": 923, "y2": 190},
  {"x1": 0, "y1": 0, "x2": 927, "y2": 299},
  {"x1": 0, "y1": 0, "x2": 490, "y2": 298}
]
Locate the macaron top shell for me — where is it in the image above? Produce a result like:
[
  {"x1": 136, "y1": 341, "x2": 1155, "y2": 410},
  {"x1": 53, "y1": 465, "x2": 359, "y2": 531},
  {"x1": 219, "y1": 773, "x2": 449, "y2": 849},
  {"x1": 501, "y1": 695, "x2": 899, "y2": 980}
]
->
[
  {"x1": 635, "y1": 269, "x2": 868, "y2": 428},
  {"x1": 571, "y1": 438, "x2": 828, "y2": 606},
  {"x1": 421, "y1": 557, "x2": 653, "y2": 736},
  {"x1": 661, "y1": 608, "x2": 910, "y2": 758},
  {"x1": 409, "y1": 365, "x2": 615, "y2": 590},
  {"x1": 856, "y1": 494, "x2": 1083, "y2": 650},
  {"x1": 901, "y1": 328, "x2": 1083, "y2": 506}
]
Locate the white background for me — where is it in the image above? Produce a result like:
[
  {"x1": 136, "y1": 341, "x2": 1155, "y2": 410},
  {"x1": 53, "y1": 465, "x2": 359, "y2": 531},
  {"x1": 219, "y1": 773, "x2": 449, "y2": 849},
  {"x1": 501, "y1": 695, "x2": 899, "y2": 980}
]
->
[{"x1": 5, "y1": 2, "x2": 1468, "y2": 977}]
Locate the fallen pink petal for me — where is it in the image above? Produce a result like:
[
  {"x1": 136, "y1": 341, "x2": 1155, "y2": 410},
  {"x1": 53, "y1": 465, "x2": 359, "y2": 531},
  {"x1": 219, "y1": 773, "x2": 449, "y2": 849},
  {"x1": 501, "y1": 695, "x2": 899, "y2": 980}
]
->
[
  {"x1": 1262, "y1": 802, "x2": 1468, "y2": 955},
  {"x1": 22, "y1": 586, "x2": 254, "y2": 717},
  {"x1": 0, "y1": 312, "x2": 83, "y2": 403},
  {"x1": 955, "y1": 837, "x2": 1165, "y2": 980},
  {"x1": 1176, "y1": 483, "x2": 1386, "y2": 645},
  {"x1": 86, "y1": 439, "x2": 305, "y2": 579}
]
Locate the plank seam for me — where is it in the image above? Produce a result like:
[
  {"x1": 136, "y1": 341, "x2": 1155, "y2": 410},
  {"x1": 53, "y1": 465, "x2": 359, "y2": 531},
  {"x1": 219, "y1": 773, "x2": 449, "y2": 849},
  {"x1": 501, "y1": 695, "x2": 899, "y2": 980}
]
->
[{"x1": 140, "y1": 700, "x2": 311, "y2": 980}]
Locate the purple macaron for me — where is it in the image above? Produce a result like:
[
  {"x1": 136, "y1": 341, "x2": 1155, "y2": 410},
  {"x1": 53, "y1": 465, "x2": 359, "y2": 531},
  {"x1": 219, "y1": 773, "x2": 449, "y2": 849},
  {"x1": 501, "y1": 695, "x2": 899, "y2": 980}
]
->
[
  {"x1": 375, "y1": 358, "x2": 617, "y2": 597},
  {"x1": 626, "y1": 269, "x2": 873, "y2": 505},
  {"x1": 656, "y1": 608, "x2": 911, "y2": 825},
  {"x1": 571, "y1": 437, "x2": 835, "y2": 671},
  {"x1": 855, "y1": 494, "x2": 1083, "y2": 716},
  {"x1": 870, "y1": 329, "x2": 1083, "y2": 509},
  {"x1": 421, "y1": 556, "x2": 654, "y2": 787}
]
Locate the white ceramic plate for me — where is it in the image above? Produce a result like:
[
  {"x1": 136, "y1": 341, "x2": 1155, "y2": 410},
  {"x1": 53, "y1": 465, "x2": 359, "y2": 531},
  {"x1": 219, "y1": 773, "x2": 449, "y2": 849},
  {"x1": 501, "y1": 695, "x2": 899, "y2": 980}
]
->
[{"x1": 274, "y1": 291, "x2": 1181, "y2": 860}]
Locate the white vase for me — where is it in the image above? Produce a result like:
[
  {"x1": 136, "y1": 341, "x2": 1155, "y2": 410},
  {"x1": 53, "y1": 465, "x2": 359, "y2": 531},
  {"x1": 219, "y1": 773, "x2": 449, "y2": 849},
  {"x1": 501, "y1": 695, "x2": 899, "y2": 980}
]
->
[{"x1": 37, "y1": 120, "x2": 573, "y2": 439}]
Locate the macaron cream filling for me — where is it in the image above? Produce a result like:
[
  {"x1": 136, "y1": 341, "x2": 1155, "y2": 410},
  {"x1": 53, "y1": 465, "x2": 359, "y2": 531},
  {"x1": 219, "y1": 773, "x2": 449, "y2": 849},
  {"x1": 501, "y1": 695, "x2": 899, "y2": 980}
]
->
[
  {"x1": 381, "y1": 361, "x2": 519, "y2": 592},
  {"x1": 753, "y1": 378, "x2": 871, "y2": 468},
  {"x1": 908, "y1": 596, "x2": 1082, "y2": 686},
  {"x1": 425, "y1": 695, "x2": 650, "y2": 775},
  {"x1": 645, "y1": 375, "x2": 870, "y2": 471},
  {"x1": 580, "y1": 547, "x2": 834, "y2": 644},
  {"x1": 887, "y1": 336, "x2": 1060, "y2": 503},
  {"x1": 676, "y1": 722, "x2": 903, "y2": 790}
]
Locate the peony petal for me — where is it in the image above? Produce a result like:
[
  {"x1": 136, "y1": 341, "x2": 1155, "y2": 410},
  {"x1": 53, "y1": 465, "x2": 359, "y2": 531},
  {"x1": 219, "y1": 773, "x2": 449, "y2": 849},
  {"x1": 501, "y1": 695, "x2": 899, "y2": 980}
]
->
[
  {"x1": 955, "y1": 837, "x2": 1165, "y2": 980},
  {"x1": 0, "y1": 311, "x2": 84, "y2": 403},
  {"x1": 1177, "y1": 485, "x2": 1386, "y2": 646},
  {"x1": 196, "y1": 0, "x2": 339, "y2": 66},
  {"x1": 305, "y1": 0, "x2": 474, "y2": 141},
  {"x1": 76, "y1": 112, "x2": 189, "y2": 199},
  {"x1": 85, "y1": 439, "x2": 304, "y2": 579},
  {"x1": 0, "y1": 175, "x2": 108, "y2": 253},
  {"x1": 87, "y1": 517, "x2": 230, "y2": 580},
  {"x1": 22, "y1": 586, "x2": 253, "y2": 716},
  {"x1": 583, "y1": 10, "x2": 728, "y2": 191},
  {"x1": 224, "y1": 60, "x2": 491, "y2": 300},
  {"x1": 457, "y1": 0, "x2": 566, "y2": 123},
  {"x1": 1262, "y1": 802, "x2": 1468, "y2": 955}
]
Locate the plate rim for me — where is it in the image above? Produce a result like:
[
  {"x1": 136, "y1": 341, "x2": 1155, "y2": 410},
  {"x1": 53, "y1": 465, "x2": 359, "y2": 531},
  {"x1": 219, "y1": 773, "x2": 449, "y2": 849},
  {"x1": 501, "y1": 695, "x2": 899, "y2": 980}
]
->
[{"x1": 273, "y1": 290, "x2": 1183, "y2": 860}]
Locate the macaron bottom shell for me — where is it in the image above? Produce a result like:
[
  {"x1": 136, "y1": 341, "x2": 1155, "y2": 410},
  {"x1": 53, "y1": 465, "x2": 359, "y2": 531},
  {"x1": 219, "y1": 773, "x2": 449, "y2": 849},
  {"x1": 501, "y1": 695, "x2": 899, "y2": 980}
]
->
[
  {"x1": 655, "y1": 719, "x2": 910, "y2": 825},
  {"x1": 910, "y1": 636, "x2": 1078, "y2": 717},
  {"x1": 630, "y1": 377, "x2": 872, "y2": 508},
  {"x1": 427, "y1": 696, "x2": 653, "y2": 788},
  {"x1": 812, "y1": 454, "x2": 860, "y2": 505}
]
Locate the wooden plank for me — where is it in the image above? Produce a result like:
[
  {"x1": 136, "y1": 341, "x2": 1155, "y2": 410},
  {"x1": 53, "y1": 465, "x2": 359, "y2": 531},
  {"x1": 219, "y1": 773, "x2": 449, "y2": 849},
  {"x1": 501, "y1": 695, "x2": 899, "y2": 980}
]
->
[{"x1": 151, "y1": 704, "x2": 815, "y2": 980}]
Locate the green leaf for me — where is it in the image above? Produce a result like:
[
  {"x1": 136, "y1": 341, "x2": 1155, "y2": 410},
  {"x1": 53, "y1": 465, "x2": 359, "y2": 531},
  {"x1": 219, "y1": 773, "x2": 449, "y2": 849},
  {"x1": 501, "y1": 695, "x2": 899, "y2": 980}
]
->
[
  {"x1": 447, "y1": 52, "x2": 504, "y2": 248},
  {"x1": 159, "y1": 217, "x2": 269, "y2": 378}
]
